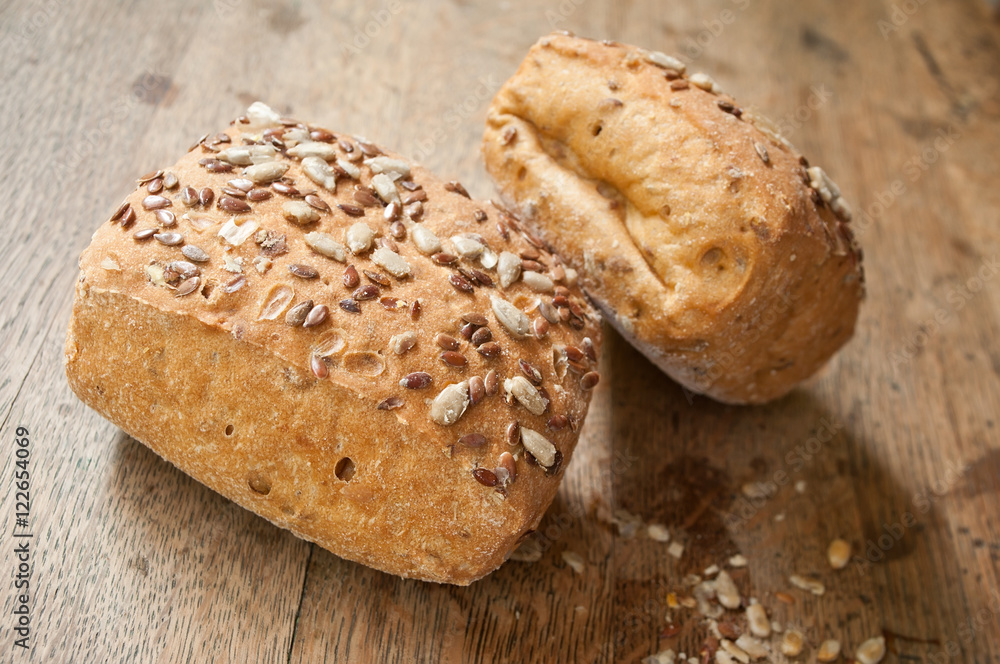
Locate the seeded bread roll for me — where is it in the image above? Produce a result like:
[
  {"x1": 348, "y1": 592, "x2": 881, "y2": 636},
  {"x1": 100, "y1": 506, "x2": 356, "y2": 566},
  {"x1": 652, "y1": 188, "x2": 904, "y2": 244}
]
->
[
  {"x1": 483, "y1": 33, "x2": 864, "y2": 404},
  {"x1": 65, "y1": 102, "x2": 601, "y2": 585}
]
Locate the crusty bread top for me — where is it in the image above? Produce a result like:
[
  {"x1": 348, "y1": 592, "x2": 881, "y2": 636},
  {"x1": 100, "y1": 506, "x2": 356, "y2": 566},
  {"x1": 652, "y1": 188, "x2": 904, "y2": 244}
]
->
[
  {"x1": 483, "y1": 33, "x2": 864, "y2": 404},
  {"x1": 81, "y1": 102, "x2": 601, "y2": 502}
]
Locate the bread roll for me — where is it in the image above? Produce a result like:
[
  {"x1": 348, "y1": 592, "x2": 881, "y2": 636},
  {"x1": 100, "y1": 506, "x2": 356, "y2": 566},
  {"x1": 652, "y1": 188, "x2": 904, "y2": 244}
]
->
[
  {"x1": 483, "y1": 33, "x2": 864, "y2": 404},
  {"x1": 65, "y1": 102, "x2": 602, "y2": 584}
]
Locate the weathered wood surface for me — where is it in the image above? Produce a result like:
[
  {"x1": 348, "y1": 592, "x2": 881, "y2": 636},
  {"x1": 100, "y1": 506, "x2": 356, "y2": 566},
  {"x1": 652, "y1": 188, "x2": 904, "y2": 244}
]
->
[{"x1": 1, "y1": 0, "x2": 998, "y2": 662}]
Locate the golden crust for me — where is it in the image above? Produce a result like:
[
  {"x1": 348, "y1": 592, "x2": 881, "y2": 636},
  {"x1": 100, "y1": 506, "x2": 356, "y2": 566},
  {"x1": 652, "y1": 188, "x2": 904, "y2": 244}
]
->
[
  {"x1": 483, "y1": 33, "x2": 864, "y2": 404},
  {"x1": 65, "y1": 104, "x2": 602, "y2": 584}
]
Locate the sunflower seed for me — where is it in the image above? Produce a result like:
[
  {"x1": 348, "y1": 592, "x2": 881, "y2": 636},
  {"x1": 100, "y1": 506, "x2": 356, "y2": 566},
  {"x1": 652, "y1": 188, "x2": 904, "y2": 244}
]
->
[
  {"x1": 389, "y1": 331, "x2": 418, "y2": 355},
  {"x1": 283, "y1": 200, "x2": 320, "y2": 225},
  {"x1": 645, "y1": 50, "x2": 686, "y2": 72},
  {"x1": 245, "y1": 161, "x2": 288, "y2": 184},
  {"x1": 228, "y1": 178, "x2": 254, "y2": 192},
  {"x1": 827, "y1": 538, "x2": 851, "y2": 569},
  {"x1": 400, "y1": 372, "x2": 432, "y2": 389},
  {"x1": 345, "y1": 222, "x2": 375, "y2": 254},
  {"x1": 753, "y1": 141, "x2": 770, "y2": 164},
  {"x1": 174, "y1": 276, "x2": 200, "y2": 297},
  {"x1": 485, "y1": 369, "x2": 499, "y2": 396},
  {"x1": 522, "y1": 271, "x2": 554, "y2": 293},
  {"x1": 505, "y1": 376, "x2": 547, "y2": 415},
  {"x1": 780, "y1": 631, "x2": 804, "y2": 657},
  {"x1": 288, "y1": 141, "x2": 338, "y2": 160},
  {"x1": 497, "y1": 251, "x2": 522, "y2": 288},
  {"x1": 154, "y1": 232, "x2": 183, "y2": 246},
  {"x1": 789, "y1": 574, "x2": 825, "y2": 595},
  {"x1": 370, "y1": 246, "x2": 411, "y2": 278},
  {"x1": 520, "y1": 427, "x2": 556, "y2": 467},
  {"x1": 298, "y1": 157, "x2": 335, "y2": 191},
  {"x1": 745, "y1": 604, "x2": 770, "y2": 638},
  {"x1": 289, "y1": 264, "x2": 319, "y2": 279},
  {"x1": 429, "y1": 381, "x2": 469, "y2": 426},
  {"x1": 490, "y1": 295, "x2": 530, "y2": 337},
  {"x1": 218, "y1": 196, "x2": 251, "y2": 213},
  {"x1": 412, "y1": 226, "x2": 442, "y2": 255},
  {"x1": 365, "y1": 156, "x2": 410, "y2": 179},
  {"x1": 181, "y1": 245, "x2": 209, "y2": 263},
  {"x1": 817, "y1": 640, "x2": 841, "y2": 663},
  {"x1": 285, "y1": 300, "x2": 314, "y2": 326},
  {"x1": 370, "y1": 172, "x2": 400, "y2": 205}
]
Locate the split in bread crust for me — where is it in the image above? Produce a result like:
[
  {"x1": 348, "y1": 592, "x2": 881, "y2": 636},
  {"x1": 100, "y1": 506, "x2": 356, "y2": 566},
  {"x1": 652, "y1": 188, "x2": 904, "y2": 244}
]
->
[{"x1": 483, "y1": 33, "x2": 863, "y2": 404}]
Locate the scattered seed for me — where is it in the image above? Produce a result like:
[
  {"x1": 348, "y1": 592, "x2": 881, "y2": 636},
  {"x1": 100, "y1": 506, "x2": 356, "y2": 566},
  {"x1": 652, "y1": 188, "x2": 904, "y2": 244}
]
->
[
  {"x1": 345, "y1": 222, "x2": 375, "y2": 254},
  {"x1": 110, "y1": 201, "x2": 130, "y2": 222},
  {"x1": 370, "y1": 247, "x2": 410, "y2": 278},
  {"x1": 380, "y1": 296, "x2": 406, "y2": 311},
  {"x1": 339, "y1": 299, "x2": 361, "y2": 313},
  {"x1": 497, "y1": 251, "x2": 522, "y2": 288},
  {"x1": 780, "y1": 631, "x2": 804, "y2": 657},
  {"x1": 856, "y1": 637, "x2": 886, "y2": 664},
  {"x1": 458, "y1": 323, "x2": 476, "y2": 340},
  {"x1": 302, "y1": 193, "x2": 330, "y2": 212},
  {"x1": 337, "y1": 202, "x2": 365, "y2": 218},
  {"x1": 282, "y1": 200, "x2": 320, "y2": 225},
  {"x1": 817, "y1": 640, "x2": 841, "y2": 663},
  {"x1": 222, "y1": 187, "x2": 247, "y2": 199},
  {"x1": 827, "y1": 539, "x2": 851, "y2": 570},
  {"x1": 432, "y1": 252, "x2": 458, "y2": 265},
  {"x1": 714, "y1": 570, "x2": 741, "y2": 609},
  {"x1": 305, "y1": 232, "x2": 347, "y2": 261},
  {"x1": 248, "y1": 188, "x2": 272, "y2": 202},
  {"x1": 444, "y1": 181, "x2": 470, "y2": 198},
  {"x1": 506, "y1": 421, "x2": 520, "y2": 447},
  {"x1": 753, "y1": 141, "x2": 770, "y2": 164},
  {"x1": 389, "y1": 220, "x2": 406, "y2": 240},
  {"x1": 375, "y1": 396, "x2": 403, "y2": 411},
  {"x1": 289, "y1": 264, "x2": 319, "y2": 279},
  {"x1": 133, "y1": 228, "x2": 156, "y2": 241},
  {"x1": 137, "y1": 169, "x2": 162, "y2": 185},
  {"x1": 174, "y1": 276, "x2": 200, "y2": 297},
  {"x1": 120, "y1": 206, "x2": 137, "y2": 228},
  {"x1": 775, "y1": 591, "x2": 796, "y2": 605},
  {"x1": 745, "y1": 604, "x2": 770, "y2": 638},
  {"x1": 485, "y1": 369, "x2": 498, "y2": 396},
  {"x1": 505, "y1": 376, "x2": 547, "y2": 415},
  {"x1": 273, "y1": 182, "x2": 302, "y2": 198},
  {"x1": 789, "y1": 574, "x2": 825, "y2": 595},
  {"x1": 409, "y1": 299, "x2": 421, "y2": 320},
  {"x1": 400, "y1": 372, "x2": 432, "y2": 389}
]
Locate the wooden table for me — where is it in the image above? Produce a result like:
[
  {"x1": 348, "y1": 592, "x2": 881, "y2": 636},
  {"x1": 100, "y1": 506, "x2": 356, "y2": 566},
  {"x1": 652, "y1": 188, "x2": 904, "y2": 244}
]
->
[{"x1": 2, "y1": 1, "x2": 998, "y2": 661}]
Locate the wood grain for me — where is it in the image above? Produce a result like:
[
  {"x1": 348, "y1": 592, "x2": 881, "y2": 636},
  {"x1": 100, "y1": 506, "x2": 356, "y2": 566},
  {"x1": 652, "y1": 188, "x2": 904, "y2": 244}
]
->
[{"x1": 1, "y1": 0, "x2": 998, "y2": 662}]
